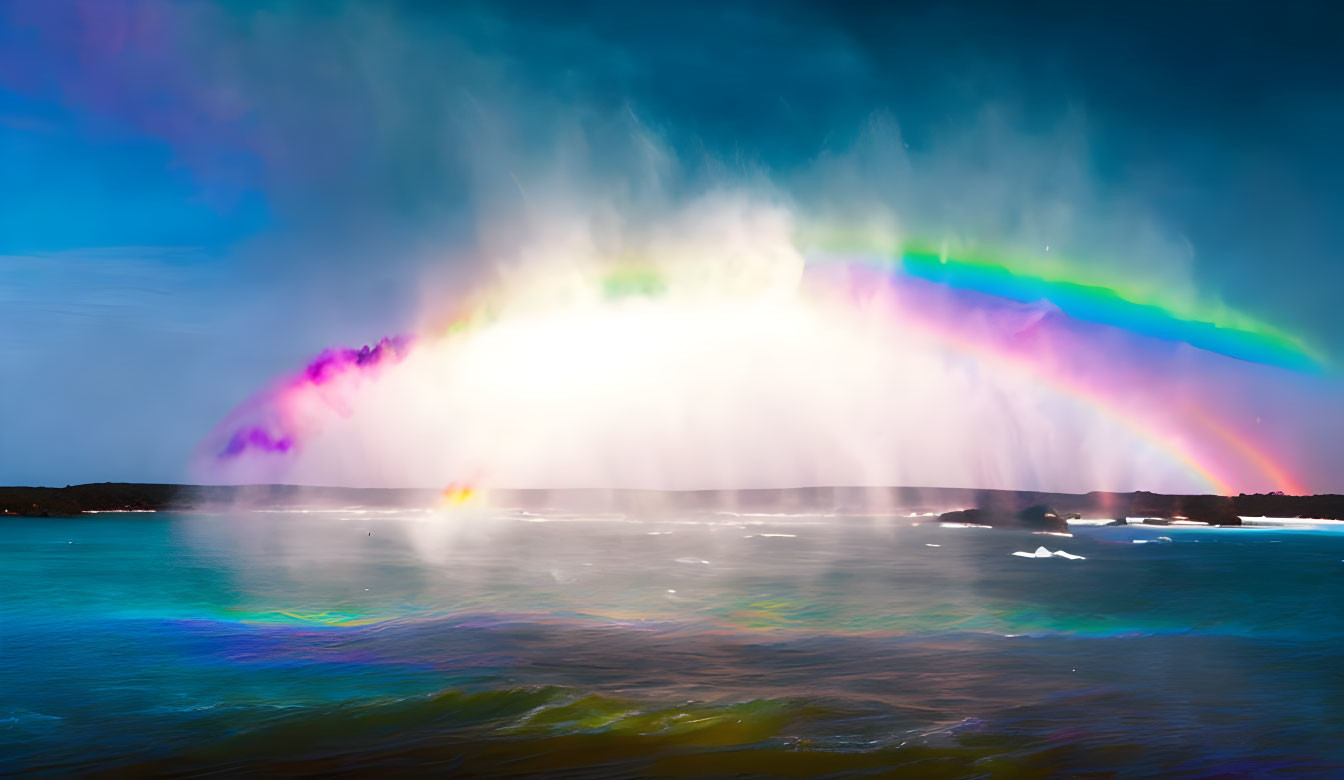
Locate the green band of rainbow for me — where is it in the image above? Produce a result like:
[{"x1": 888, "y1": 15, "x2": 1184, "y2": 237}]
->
[{"x1": 804, "y1": 238, "x2": 1321, "y2": 372}]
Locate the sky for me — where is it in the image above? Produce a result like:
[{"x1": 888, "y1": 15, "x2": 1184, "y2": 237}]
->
[{"x1": 1, "y1": 0, "x2": 1341, "y2": 490}]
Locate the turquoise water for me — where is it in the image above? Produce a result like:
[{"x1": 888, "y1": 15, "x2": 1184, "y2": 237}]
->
[{"x1": 3, "y1": 510, "x2": 1343, "y2": 775}]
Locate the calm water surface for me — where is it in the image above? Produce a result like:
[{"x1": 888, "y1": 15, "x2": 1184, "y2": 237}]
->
[{"x1": 3, "y1": 510, "x2": 1343, "y2": 776}]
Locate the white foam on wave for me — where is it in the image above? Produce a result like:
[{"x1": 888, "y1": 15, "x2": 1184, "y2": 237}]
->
[
  {"x1": 1012, "y1": 546, "x2": 1085, "y2": 560},
  {"x1": 1240, "y1": 516, "x2": 1344, "y2": 526}
]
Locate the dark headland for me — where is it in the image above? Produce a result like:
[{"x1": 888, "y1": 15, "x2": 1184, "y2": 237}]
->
[{"x1": 2, "y1": 483, "x2": 1341, "y2": 533}]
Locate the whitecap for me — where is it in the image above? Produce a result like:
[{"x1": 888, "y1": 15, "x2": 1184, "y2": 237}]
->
[{"x1": 1012, "y1": 546, "x2": 1084, "y2": 560}]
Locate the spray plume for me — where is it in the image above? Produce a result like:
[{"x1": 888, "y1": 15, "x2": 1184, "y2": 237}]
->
[{"x1": 195, "y1": 197, "x2": 1309, "y2": 496}]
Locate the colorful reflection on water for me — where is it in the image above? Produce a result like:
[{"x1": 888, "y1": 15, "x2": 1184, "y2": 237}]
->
[{"x1": 3, "y1": 510, "x2": 1343, "y2": 775}]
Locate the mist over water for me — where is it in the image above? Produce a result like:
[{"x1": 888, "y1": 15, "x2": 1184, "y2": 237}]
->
[{"x1": 195, "y1": 190, "x2": 1321, "y2": 495}]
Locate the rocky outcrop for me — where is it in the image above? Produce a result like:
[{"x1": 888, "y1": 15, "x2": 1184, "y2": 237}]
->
[
  {"x1": 1127, "y1": 492, "x2": 1242, "y2": 526},
  {"x1": 1177, "y1": 495, "x2": 1242, "y2": 525},
  {"x1": 937, "y1": 504, "x2": 1070, "y2": 533}
]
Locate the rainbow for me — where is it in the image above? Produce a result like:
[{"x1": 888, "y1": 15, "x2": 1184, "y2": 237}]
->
[
  {"x1": 809, "y1": 260, "x2": 1303, "y2": 494},
  {"x1": 1179, "y1": 404, "x2": 1309, "y2": 497},
  {"x1": 804, "y1": 241, "x2": 1321, "y2": 373},
  {"x1": 203, "y1": 239, "x2": 1311, "y2": 495}
]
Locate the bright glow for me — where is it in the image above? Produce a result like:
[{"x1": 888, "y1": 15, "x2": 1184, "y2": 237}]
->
[{"x1": 196, "y1": 201, "x2": 1308, "y2": 495}]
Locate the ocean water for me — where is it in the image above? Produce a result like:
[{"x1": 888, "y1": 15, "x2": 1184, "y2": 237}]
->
[{"x1": 3, "y1": 509, "x2": 1343, "y2": 777}]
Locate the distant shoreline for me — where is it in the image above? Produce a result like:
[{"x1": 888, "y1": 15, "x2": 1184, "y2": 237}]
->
[{"x1": 2, "y1": 483, "x2": 1341, "y2": 526}]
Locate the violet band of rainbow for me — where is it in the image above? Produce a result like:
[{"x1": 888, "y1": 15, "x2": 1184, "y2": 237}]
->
[
  {"x1": 805, "y1": 244, "x2": 1321, "y2": 373},
  {"x1": 806, "y1": 259, "x2": 1307, "y2": 495}
]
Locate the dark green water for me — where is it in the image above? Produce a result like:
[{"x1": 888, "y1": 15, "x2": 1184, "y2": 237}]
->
[{"x1": 3, "y1": 510, "x2": 1343, "y2": 776}]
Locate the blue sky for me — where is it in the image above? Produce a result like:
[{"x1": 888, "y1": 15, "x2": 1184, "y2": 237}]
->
[{"x1": 1, "y1": 0, "x2": 1341, "y2": 487}]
